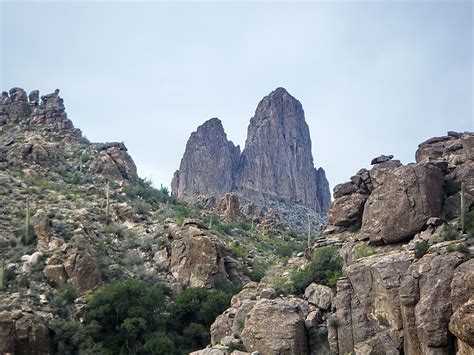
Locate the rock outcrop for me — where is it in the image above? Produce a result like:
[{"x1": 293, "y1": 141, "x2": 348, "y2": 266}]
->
[
  {"x1": 0, "y1": 311, "x2": 51, "y2": 355},
  {"x1": 171, "y1": 118, "x2": 240, "y2": 201},
  {"x1": 236, "y1": 88, "x2": 326, "y2": 213},
  {"x1": 171, "y1": 88, "x2": 331, "y2": 229}
]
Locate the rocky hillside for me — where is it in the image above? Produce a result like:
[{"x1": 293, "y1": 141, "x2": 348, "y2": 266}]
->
[
  {"x1": 172, "y1": 88, "x2": 331, "y2": 231},
  {"x1": 192, "y1": 132, "x2": 474, "y2": 355},
  {"x1": 0, "y1": 87, "x2": 317, "y2": 354},
  {"x1": 0, "y1": 86, "x2": 472, "y2": 355}
]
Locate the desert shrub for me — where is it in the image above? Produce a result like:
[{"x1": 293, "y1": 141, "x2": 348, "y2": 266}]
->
[
  {"x1": 132, "y1": 199, "x2": 152, "y2": 215},
  {"x1": 414, "y1": 241, "x2": 429, "y2": 259},
  {"x1": 446, "y1": 243, "x2": 469, "y2": 254},
  {"x1": 289, "y1": 246, "x2": 342, "y2": 294},
  {"x1": 230, "y1": 242, "x2": 247, "y2": 259},
  {"x1": 353, "y1": 244, "x2": 377, "y2": 259},
  {"x1": 51, "y1": 284, "x2": 78, "y2": 317},
  {"x1": 465, "y1": 209, "x2": 474, "y2": 237},
  {"x1": 246, "y1": 261, "x2": 269, "y2": 282},
  {"x1": 438, "y1": 224, "x2": 459, "y2": 241},
  {"x1": 125, "y1": 178, "x2": 174, "y2": 206}
]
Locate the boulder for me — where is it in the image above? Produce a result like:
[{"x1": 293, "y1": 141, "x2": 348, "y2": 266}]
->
[
  {"x1": 241, "y1": 298, "x2": 309, "y2": 355},
  {"x1": 362, "y1": 163, "x2": 444, "y2": 243},
  {"x1": 370, "y1": 154, "x2": 394, "y2": 165},
  {"x1": 304, "y1": 283, "x2": 334, "y2": 310},
  {"x1": 327, "y1": 193, "x2": 367, "y2": 228},
  {"x1": 369, "y1": 160, "x2": 403, "y2": 188},
  {"x1": 169, "y1": 234, "x2": 247, "y2": 288},
  {"x1": 217, "y1": 193, "x2": 241, "y2": 221},
  {"x1": 92, "y1": 144, "x2": 138, "y2": 183},
  {"x1": 333, "y1": 182, "x2": 357, "y2": 199}
]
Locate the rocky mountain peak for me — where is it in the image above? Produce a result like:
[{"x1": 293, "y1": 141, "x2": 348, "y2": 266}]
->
[
  {"x1": 171, "y1": 117, "x2": 241, "y2": 201},
  {"x1": 237, "y1": 87, "x2": 325, "y2": 212},
  {"x1": 171, "y1": 88, "x2": 331, "y2": 230}
]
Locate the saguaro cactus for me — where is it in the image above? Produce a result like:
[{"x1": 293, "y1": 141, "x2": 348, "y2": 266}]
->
[
  {"x1": 105, "y1": 181, "x2": 110, "y2": 225},
  {"x1": 307, "y1": 214, "x2": 312, "y2": 249},
  {"x1": 24, "y1": 198, "x2": 31, "y2": 245},
  {"x1": 461, "y1": 182, "x2": 466, "y2": 234},
  {"x1": 0, "y1": 259, "x2": 5, "y2": 289}
]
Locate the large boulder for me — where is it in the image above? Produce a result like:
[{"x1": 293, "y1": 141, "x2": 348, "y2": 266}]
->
[
  {"x1": 30, "y1": 210, "x2": 50, "y2": 251},
  {"x1": 362, "y1": 163, "x2": 444, "y2": 244},
  {"x1": 92, "y1": 143, "x2": 138, "y2": 183},
  {"x1": 303, "y1": 283, "x2": 334, "y2": 311},
  {"x1": 240, "y1": 298, "x2": 309, "y2": 355},
  {"x1": 327, "y1": 193, "x2": 367, "y2": 228},
  {"x1": 169, "y1": 234, "x2": 247, "y2": 288}
]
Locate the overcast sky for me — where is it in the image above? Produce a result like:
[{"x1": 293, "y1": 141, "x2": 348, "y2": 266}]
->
[{"x1": 1, "y1": 1, "x2": 472, "y2": 193}]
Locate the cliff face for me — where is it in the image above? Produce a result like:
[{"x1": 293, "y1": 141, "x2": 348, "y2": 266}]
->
[
  {"x1": 196, "y1": 131, "x2": 474, "y2": 355},
  {"x1": 171, "y1": 118, "x2": 240, "y2": 201},
  {"x1": 236, "y1": 88, "x2": 324, "y2": 212},
  {"x1": 171, "y1": 88, "x2": 331, "y2": 226}
]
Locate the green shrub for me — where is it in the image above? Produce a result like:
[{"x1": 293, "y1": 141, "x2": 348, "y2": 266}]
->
[
  {"x1": 85, "y1": 279, "x2": 169, "y2": 354},
  {"x1": 51, "y1": 284, "x2": 78, "y2": 309},
  {"x1": 132, "y1": 199, "x2": 152, "y2": 215},
  {"x1": 465, "y1": 209, "x2": 474, "y2": 237},
  {"x1": 246, "y1": 261, "x2": 269, "y2": 282},
  {"x1": 438, "y1": 224, "x2": 459, "y2": 241},
  {"x1": 230, "y1": 242, "x2": 247, "y2": 259},
  {"x1": 414, "y1": 241, "x2": 429, "y2": 259},
  {"x1": 289, "y1": 246, "x2": 342, "y2": 294},
  {"x1": 446, "y1": 243, "x2": 469, "y2": 254},
  {"x1": 353, "y1": 244, "x2": 377, "y2": 259}
]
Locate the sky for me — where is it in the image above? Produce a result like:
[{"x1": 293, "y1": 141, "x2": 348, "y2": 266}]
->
[{"x1": 1, "y1": 0, "x2": 473, "y2": 194}]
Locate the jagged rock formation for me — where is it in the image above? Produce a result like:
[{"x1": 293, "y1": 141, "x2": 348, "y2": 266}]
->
[
  {"x1": 171, "y1": 88, "x2": 330, "y2": 229},
  {"x1": 194, "y1": 131, "x2": 473, "y2": 355},
  {"x1": 171, "y1": 118, "x2": 240, "y2": 200}
]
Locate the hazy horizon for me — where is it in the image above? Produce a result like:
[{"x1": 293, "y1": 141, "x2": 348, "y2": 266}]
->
[{"x1": 2, "y1": 1, "x2": 472, "y2": 194}]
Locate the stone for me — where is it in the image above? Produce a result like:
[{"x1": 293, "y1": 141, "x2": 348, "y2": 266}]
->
[
  {"x1": 30, "y1": 210, "x2": 49, "y2": 251},
  {"x1": 327, "y1": 193, "x2": 367, "y2": 228},
  {"x1": 362, "y1": 163, "x2": 444, "y2": 244},
  {"x1": 369, "y1": 160, "x2": 403, "y2": 188},
  {"x1": 63, "y1": 251, "x2": 102, "y2": 293},
  {"x1": 236, "y1": 87, "x2": 328, "y2": 213},
  {"x1": 449, "y1": 298, "x2": 474, "y2": 351},
  {"x1": 28, "y1": 90, "x2": 39, "y2": 105},
  {"x1": 92, "y1": 143, "x2": 138, "y2": 183},
  {"x1": 333, "y1": 182, "x2": 357, "y2": 199},
  {"x1": 316, "y1": 167, "x2": 331, "y2": 213},
  {"x1": 0, "y1": 311, "x2": 51, "y2": 354},
  {"x1": 171, "y1": 118, "x2": 240, "y2": 201},
  {"x1": 370, "y1": 154, "x2": 394, "y2": 165},
  {"x1": 169, "y1": 234, "x2": 248, "y2": 288},
  {"x1": 241, "y1": 298, "x2": 309, "y2": 355},
  {"x1": 217, "y1": 193, "x2": 241, "y2": 221},
  {"x1": 304, "y1": 283, "x2": 334, "y2": 310},
  {"x1": 400, "y1": 253, "x2": 464, "y2": 354}
]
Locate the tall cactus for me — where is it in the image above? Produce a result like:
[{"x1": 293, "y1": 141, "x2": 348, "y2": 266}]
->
[
  {"x1": 461, "y1": 182, "x2": 466, "y2": 234},
  {"x1": 0, "y1": 259, "x2": 5, "y2": 289},
  {"x1": 24, "y1": 198, "x2": 31, "y2": 245},
  {"x1": 105, "y1": 181, "x2": 110, "y2": 225},
  {"x1": 209, "y1": 214, "x2": 213, "y2": 229},
  {"x1": 307, "y1": 214, "x2": 312, "y2": 249}
]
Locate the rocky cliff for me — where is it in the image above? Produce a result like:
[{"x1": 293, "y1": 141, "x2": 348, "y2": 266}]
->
[
  {"x1": 171, "y1": 118, "x2": 240, "y2": 201},
  {"x1": 193, "y1": 131, "x2": 474, "y2": 355},
  {"x1": 171, "y1": 88, "x2": 331, "y2": 230}
]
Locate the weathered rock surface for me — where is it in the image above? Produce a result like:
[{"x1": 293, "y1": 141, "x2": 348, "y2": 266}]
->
[
  {"x1": 240, "y1": 298, "x2": 309, "y2": 355},
  {"x1": 236, "y1": 88, "x2": 325, "y2": 212},
  {"x1": 168, "y1": 233, "x2": 248, "y2": 289},
  {"x1": 217, "y1": 192, "x2": 241, "y2": 221},
  {"x1": 171, "y1": 118, "x2": 240, "y2": 201},
  {"x1": 92, "y1": 142, "x2": 138, "y2": 183},
  {"x1": 327, "y1": 193, "x2": 367, "y2": 228},
  {"x1": 0, "y1": 311, "x2": 51, "y2": 355},
  {"x1": 362, "y1": 163, "x2": 444, "y2": 243},
  {"x1": 171, "y1": 88, "x2": 331, "y2": 229}
]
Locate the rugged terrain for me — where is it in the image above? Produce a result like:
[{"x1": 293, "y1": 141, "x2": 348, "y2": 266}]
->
[
  {"x1": 0, "y1": 87, "x2": 473, "y2": 355},
  {"x1": 172, "y1": 88, "x2": 331, "y2": 231}
]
